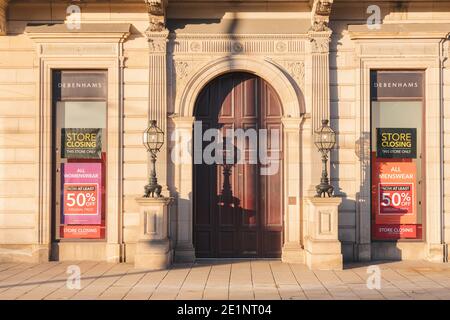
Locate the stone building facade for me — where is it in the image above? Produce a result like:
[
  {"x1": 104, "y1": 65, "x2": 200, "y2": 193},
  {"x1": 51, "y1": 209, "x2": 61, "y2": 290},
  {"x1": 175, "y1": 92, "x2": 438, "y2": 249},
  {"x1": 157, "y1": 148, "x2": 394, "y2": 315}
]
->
[{"x1": 0, "y1": 0, "x2": 449, "y2": 267}]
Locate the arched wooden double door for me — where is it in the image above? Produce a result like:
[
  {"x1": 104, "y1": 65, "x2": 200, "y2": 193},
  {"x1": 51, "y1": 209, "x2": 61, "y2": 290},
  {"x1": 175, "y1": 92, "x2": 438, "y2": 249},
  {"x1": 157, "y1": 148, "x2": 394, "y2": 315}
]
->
[{"x1": 193, "y1": 72, "x2": 283, "y2": 258}]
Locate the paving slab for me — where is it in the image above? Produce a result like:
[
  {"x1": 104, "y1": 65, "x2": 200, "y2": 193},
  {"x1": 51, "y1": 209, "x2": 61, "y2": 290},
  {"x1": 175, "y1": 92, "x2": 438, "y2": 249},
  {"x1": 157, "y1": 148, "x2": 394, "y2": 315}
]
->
[{"x1": 1, "y1": 260, "x2": 450, "y2": 300}]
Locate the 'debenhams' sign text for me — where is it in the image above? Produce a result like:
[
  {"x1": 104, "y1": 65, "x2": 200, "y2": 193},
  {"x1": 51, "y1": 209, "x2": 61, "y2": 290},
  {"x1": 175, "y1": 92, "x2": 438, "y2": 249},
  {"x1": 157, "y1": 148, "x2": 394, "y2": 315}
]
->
[
  {"x1": 55, "y1": 71, "x2": 107, "y2": 100},
  {"x1": 370, "y1": 71, "x2": 424, "y2": 99}
]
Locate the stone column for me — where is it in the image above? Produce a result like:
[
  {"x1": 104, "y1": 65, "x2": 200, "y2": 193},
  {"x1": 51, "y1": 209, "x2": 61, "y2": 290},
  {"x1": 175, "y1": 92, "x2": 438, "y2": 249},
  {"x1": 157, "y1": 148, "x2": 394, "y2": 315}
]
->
[
  {"x1": 171, "y1": 116, "x2": 196, "y2": 262},
  {"x1": 145, "y1": 0, "x2": 169, "y2": 192},
  {"x1": 281, "y1": 117, "x2": 304, "y2": 263},
  {"x1": 0, "y1": 0, "x2": 9, "y2": 36},
  {"x1": 305, "y1": 197, "x2": 343, "y2": 270}
]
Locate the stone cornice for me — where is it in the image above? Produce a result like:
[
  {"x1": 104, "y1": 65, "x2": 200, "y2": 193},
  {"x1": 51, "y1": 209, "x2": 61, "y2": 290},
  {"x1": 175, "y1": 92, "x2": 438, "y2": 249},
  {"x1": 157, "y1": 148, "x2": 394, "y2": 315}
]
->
[
  {"x1": 348, "y1": 23, "x2": 450, "y2": 40},
  {"x1": 25, "y1": 23, "x2": 131, "y2": 43},
  {"x1": 310, "y1": 0, "x2": 333, "y2": 32},
  {"x1": 0, "y1": 0, "x2": 9, "y2": 36}
]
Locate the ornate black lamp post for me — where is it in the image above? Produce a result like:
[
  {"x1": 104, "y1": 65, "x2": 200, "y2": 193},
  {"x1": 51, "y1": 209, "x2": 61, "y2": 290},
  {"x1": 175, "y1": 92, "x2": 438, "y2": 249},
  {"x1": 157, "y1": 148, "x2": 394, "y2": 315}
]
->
[
  {"x1": 314, "y1": 119, "x2": 336, "y2": 197},
  {"x1": 143, "y1": 120, "x2": 164, "y2": 198}
]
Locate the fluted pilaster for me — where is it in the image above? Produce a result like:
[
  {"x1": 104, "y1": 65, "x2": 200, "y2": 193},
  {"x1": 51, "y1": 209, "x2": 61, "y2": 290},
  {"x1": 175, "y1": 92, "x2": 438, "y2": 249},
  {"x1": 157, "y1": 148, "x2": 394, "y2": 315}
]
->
[
  {"x1": 147, "y1": 32, "x2": 169, "y2": 124},
  {"x1": 309, "y1": 31, "x2": 332, "y2": 131},
  {"x1": 146, "y1": 30, "x2": 169, "y2": 191}
]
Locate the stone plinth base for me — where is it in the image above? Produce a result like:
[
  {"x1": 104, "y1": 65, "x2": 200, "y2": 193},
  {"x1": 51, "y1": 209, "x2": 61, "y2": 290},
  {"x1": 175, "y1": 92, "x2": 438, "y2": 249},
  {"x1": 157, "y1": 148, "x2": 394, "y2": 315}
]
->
[
  {"x1": 281, "y1": 242, "x2": 305, "y2": 264},
  {"x1": 51, "y1": 243, "x2": 120, "y2": 262},
  {"x1": 135, "y1": 197, "x2": 173, "y2": 270},
  {"x1": 0, "y1": 244, "x2": 49, "y2": 263},
  {"x1": 305, "y1": 238, "x2": 343, "y2": 270},
  {"x1": 174, "y1": 241, "x2": 196, "y2": 263},
  {"x1": 305, "y1": 197, "x2": 343, "y2": 270},
  {"x1": 135, "y1": 239, "x2": 172, "y2": 270}
]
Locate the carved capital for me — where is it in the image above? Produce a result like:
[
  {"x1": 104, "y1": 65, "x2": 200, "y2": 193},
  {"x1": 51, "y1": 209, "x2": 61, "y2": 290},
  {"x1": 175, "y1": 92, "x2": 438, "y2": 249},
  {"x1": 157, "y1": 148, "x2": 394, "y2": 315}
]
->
[
  {"x1": 0, "y1": 0, "x2": 9, "y2": 36},
  {"x1": 308, "y1": 30, "x2": 332, "y2": 54},
  {"x1": 310, "y1": 0, "x2": 334, "y2": 32},
  {"x1": 147, "y1": 34, "x2": 168, "y2": 53},
  {"x1": 145, "y1": 0, "x2": 167, "y2": 33}
]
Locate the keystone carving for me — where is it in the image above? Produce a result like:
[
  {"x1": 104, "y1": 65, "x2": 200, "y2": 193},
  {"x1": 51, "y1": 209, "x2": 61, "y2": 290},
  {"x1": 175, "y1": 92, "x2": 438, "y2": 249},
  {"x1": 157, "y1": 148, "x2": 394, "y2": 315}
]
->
[
  {"x1": 145, "y1": 0, "x2": 167, "y2": 32},
  {"x1": 310, "y1": 0, "x2": 334, "y2": 32}
]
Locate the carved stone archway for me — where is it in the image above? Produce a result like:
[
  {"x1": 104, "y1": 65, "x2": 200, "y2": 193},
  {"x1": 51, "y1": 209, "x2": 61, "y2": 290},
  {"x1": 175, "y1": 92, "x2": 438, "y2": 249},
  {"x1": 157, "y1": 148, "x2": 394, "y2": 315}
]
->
[
  {"x1": 178, "y1": 55, "x2": 305, "y2": 118},
  {"x1": 171, "y1": 55, "x2": 305, "y2": 263}
]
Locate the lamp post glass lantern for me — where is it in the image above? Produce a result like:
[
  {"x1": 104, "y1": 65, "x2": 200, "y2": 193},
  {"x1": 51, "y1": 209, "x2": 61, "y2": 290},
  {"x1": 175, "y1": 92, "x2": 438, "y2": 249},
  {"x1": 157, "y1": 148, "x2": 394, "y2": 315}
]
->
[
  {"x1": 143, "y1": 120, "x2": 164, "y2": 198},
  {"x1": 314, "y1": 119, "x2": 336, "y2": 197}
]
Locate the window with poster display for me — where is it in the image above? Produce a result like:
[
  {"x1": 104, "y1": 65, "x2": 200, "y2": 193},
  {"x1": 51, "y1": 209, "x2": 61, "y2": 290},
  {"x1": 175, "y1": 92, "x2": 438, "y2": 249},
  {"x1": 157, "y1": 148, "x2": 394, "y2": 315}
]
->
[
  {"x1": 370, "y1": 70, "x2": 425, "y2": 241},
  {"x1": 52, "y1": 70, "x2": 107, "y2": 241}
]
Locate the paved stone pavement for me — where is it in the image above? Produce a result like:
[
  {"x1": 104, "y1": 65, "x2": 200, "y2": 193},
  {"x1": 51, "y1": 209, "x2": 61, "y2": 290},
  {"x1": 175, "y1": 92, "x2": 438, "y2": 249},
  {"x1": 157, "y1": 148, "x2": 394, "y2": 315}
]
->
[{"x1": 1, "y1": 260, "x2": 450, "y2": 300}]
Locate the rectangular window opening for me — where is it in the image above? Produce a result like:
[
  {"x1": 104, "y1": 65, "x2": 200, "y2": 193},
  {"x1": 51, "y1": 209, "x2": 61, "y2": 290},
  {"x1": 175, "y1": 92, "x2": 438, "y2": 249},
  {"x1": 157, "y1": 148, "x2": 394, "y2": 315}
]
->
[
  {"x1": 52, "y1": 70, "x2": 108, "y2": 242},
  {"x1": 370, "y1": 70, "x2": 425, "y2": 241}
]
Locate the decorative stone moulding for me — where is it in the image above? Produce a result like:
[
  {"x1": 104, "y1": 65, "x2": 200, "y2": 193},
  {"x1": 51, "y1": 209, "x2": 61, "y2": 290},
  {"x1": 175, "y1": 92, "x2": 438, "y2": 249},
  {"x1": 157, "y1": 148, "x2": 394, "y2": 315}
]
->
[
  {"x1": 169, "y1": 34, "x2": 308, "y2": 55},
  {"x1": 169, "y1": 34, "x2": 309, "y2": 102}
]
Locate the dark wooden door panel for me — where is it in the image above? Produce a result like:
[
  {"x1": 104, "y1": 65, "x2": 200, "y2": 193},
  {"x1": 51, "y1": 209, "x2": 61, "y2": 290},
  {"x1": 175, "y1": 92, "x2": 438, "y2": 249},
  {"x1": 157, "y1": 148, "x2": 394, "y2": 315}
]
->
[{"x1": 193, "y1": 72, "x2": 283, "y2": 258}]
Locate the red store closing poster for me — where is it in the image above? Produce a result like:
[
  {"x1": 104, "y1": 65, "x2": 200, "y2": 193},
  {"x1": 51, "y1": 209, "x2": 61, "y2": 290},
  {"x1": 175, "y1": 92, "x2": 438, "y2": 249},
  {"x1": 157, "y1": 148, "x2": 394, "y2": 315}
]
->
[
  {"x1": 372, "y1": 157, "x2": 421, "y2": 239},
  {"x1": 61, "y1": 163, "x2": 102, "y2": 238}
]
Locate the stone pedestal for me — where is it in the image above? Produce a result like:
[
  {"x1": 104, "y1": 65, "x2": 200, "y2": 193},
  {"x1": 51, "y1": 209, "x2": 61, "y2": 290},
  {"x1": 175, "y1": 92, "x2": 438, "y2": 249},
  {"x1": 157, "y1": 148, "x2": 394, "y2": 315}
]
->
[
  {"x1": 135, "y1": 197, "x2": 173, "y2": 270},
  {"x1": 305, "y1": 197, "x2": 343, "y2": 270}
]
